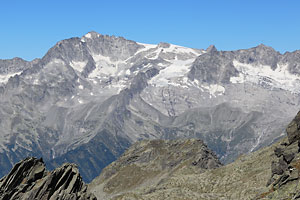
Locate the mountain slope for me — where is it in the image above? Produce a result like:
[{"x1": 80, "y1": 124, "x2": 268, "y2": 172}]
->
[
  {"x1": 88, "y1": 133, "x2": 282, "y2": 200},
  {"x1": 0, "y1": 31, "x2": 300, "y2": 182},
  {"x1": 88, "y1": 139, "x2": 222, "y2": 200},
  {"x1": 88, "y1": 111, "x2": 300, "y2": 200}
]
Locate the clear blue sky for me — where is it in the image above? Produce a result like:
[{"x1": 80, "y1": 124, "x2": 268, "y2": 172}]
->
[{"x1": 1, "y1": 0, "x2": 300, "y2": 61}]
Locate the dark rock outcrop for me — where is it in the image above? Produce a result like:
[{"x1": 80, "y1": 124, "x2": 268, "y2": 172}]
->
[
  {"x1": 266, "y1": 111, "x2": 300, "y2": 198},
  {"x1": 287, "y1": 111, "x2": 300, "y2": 144},
  {"x1": 0, "y1": 157, "x2": 96, "y2": 200}
]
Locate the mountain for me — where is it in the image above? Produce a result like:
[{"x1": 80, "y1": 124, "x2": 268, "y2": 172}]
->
[
  {"x1": 0, "y1": 157, "x2": 96, "y2": 200},
  {"x1": 87, "y1": 111, "x2": 300, "y2": 200},
  {"x1": 0, "y1": 31, "x2": 300, "y2": 182}
]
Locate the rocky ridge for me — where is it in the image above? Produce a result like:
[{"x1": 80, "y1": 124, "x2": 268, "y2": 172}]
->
[
  {"x1": 89, "y1": 139, "x2": 222, "y2": 199},
  {"x1": 0, "y1": 157, "x2": 96, "y2": 200}
]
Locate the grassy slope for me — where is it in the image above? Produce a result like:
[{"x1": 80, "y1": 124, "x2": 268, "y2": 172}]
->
[{"x1": 89, "y1": 138, "x2": 287, "y2": 200}]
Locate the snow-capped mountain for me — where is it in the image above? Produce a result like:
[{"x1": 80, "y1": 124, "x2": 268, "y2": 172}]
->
[{"x1": 0, "y1": 31, "x2": 299, "y2": 182}]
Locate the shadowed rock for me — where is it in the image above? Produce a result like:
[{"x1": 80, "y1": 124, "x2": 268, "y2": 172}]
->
[
  {"x1": 263, "y1": 111, "x2": 300, "y2": 199},
  {"x1": 0, "y1": 157, "x2": 96, "y2": 200},
  {"x1": 287, "y1": 111, "x2": 300, "y2": 144}
]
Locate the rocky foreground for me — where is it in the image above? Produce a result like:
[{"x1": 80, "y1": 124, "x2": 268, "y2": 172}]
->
[
  {"x1": 87, "y1": 111, "x2": 300, "y2": 200},
  {"x1": 0, "y1": 157, "x2": 96, "y2": 200}
]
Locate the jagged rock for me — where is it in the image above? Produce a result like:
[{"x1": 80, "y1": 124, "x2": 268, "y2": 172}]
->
[
  {"x1": 283, "y1": 152, "x2": 295, "y2": 164},
  {"x1": 287, "y1": 111, "x2": 300, "y2": 144},
  {"x1": 188, "y1": 50, "x2": 239, "y2": 84},
  {"x1": 263, "y1": 112, "x2": 300, "y2": 199},
  {"x1": 274, "y1": 147, "x2": 284, "y2": 157},
  {"x1": 0, "y1": 157, "x2": 96, "y2": 200},
  {"x1": 206, "y1": 44, "x2": 217, "y2": 53},
  {"x1": 271, "y1": 158, "x2": 288, "y2": 176}
]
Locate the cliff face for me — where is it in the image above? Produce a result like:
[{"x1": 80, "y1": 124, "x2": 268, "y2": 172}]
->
[{"x1": 0, "y1": 157, "x2": 96, "y2": 200}]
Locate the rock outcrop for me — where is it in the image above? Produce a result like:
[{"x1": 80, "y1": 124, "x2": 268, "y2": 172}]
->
[
  {"x1": 259, "y1": 111, "x2": 300, "y2": 199},
  {"x1": 0, "y1": 157, "x2": 96, "y2": 200},
  {"x1": 287, "y1": 111, "x2": 300, "y2": 144}
]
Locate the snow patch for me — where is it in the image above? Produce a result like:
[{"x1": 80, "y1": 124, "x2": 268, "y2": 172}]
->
[
  {"x1": 202, "y1": 84, "x2": 225, "y2": 97},
  {"x1": 78, "y1": 85, "x2": 84, "y2": 89},
  {"x1": 89, "y1": 54, "x2": 124, "y2": 78},
  {"x1": 231, "y1": 60, "x2": 300, "y2": 93},
  {"x1": 135, "y1": 43, "x2": 157, "y2": 55},
  {"x1": 167, "y1": 44, "x2": 201, "y2": 56},
  {"x1": 85, "y1": 33, "x2": 92, "y2": 39},
  {"x1": 70, "y1": 61, "x2": 87, "y2": 73},
  {"x1": 149, "y1": 58, "x2": 195, "y2": 87},
  {"x1": 33, "y1": 79, "x2": 39, "y2": 85},
  {"x1": 0, "y1": 71, "x2": 22, "y2": 84},
  {"x1": 136, "y1": 42, "x2": 201, "y2": 57}
]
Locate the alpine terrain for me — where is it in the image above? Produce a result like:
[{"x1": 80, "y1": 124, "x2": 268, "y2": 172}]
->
[
  {"x1": 88, "y1": 111, "x2": 300, "y2": 200},
  {"x1": 0, "y1": 31, "x2": 300, "y2": 182}
]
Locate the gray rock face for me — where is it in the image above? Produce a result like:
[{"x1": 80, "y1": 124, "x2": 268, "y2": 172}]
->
[
  {"x1": 235, "y1": 44, "x2": 281, "y2": 70},
  {"x1": 188, "y1": 50, "x2": 238, "y2": 83},
  {"x1": 188, "y1": 44, "x2": 282, "y2": 84},
  {"x1": 0, "y1": 31, "x2": 300, "y2": 183},
  {"x1": 0, "y1": 157, "x2": 96, "y2": 200},
  {"x1": 0, "y1": 57, "x2": 30, "y2": 74},
  {"x1": 282, "y1": 50, "x2": 300, "y2": 75}
]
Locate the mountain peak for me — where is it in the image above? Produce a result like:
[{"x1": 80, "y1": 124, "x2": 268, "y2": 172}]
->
[
  {"x1": 84, "y1": 31, "x2": 101, "y2": 39},
  {"x1": 255, "y1": 43, "x2": 277, "y2": 52},
  {"x1": 206, "y1": 44, "x2": 217, "y2": 53},
  {"x1": 158, "y1": 42, "x2": 171, "y2": 48}
]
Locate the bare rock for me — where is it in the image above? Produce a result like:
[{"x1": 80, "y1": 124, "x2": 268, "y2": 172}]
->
[
  {"x1": 0, "y1": 157, "x2": 96, "y2": 200},
  {"x1": 287, "y1": 111, "x2": 300, "y2": 144}
]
